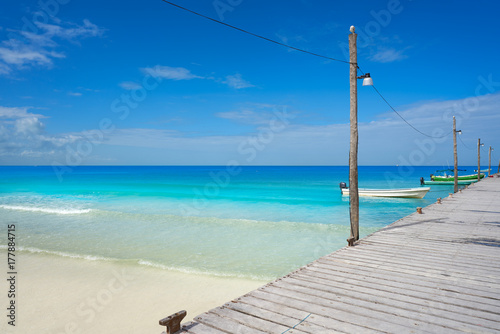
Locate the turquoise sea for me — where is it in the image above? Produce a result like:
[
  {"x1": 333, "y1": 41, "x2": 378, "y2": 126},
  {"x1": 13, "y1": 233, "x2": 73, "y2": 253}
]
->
[{"x1": 0, "y1": 166, "x2": 475, "y2": 281}]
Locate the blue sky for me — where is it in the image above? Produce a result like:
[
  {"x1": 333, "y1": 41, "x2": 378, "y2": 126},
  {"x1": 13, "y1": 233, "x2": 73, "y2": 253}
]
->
[{"x1": 1, "y1": 0, "x2": 499, "y2": 167}]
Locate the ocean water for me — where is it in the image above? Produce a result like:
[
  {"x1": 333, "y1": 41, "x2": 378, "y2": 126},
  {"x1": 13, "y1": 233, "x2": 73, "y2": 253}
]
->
[{"x1": 0, "y1": 165, "x2": 472, "y2": 281}]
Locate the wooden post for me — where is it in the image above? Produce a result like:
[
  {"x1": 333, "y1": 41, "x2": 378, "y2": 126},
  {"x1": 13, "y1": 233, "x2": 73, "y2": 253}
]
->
[
  {"x1": 477, "y1": 139, "x2": 481, "y2": 181},
  {"x1": 453, "y1": 116, "x2": 458, "y2": 193},
  {"x1": 348, "y1": 27, "x2": 359, "y2": 245},
  {"x1": 498, "y1": 159, "x2": 500, "y2": 174},
  {"x1": 488, "y1": 146, "x2": 492, "y2": 177}
]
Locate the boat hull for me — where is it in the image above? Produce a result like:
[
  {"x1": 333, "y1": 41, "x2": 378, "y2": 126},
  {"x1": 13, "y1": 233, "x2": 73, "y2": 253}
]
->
[
  {"x1": 432, "y1": 174, "x2": 484, "y2": 181},
  {"x1": 341, "y1": 187, "x2": 430, "y2": 199},
  {"x1": 424, "y1": 179, "x2": 478, "y2": 185}
]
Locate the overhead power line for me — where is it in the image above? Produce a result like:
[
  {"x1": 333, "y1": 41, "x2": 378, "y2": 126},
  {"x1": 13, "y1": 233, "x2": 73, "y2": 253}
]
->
[
  {"x1": 356, "y1": 66, "x2": 452, "y2": 139},
  {"x1": 159, "y1": 0, "x2": 351, "y2": 64},
  {"x1": 370, "y1": 85, "x2": 452, "y2": 139},
  {"x1": 458, "y1": 134, "x2": 473, "y2": 150},
  {"x1": 159, "y1": 0, "x2": 452, "y2": 139}
]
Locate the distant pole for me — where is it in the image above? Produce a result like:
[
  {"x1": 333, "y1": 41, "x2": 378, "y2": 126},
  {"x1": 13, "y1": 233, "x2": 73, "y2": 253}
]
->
[
  {"x1": 488, "y1": 146, "x2": 492, "y2": 177},
  {"x1": 453, "y1": 116, "x2": 458, "y2": 193},
  {"x1": 477, "y1": 139, "x2": 481, "y2": 181},
  {"x1": 348, "y1": 27, "x2": 359, "y2": 245}
]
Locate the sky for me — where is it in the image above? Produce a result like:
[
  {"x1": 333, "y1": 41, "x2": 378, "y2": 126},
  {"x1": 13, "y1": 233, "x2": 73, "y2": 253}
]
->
[{"x1": 0, "y1": 0, "x2": 499, "y2": 167}]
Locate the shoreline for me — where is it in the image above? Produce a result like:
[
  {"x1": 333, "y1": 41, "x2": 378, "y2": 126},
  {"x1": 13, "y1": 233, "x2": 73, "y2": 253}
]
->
[{"x1": 0, "y1": 251, "x2": 267, "y2": 334}]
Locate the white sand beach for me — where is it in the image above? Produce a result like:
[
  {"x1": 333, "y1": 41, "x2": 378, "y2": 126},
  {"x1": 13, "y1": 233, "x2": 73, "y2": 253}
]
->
[{"x1": 0, "y1": 251, "x2": 267, "y2": 334}]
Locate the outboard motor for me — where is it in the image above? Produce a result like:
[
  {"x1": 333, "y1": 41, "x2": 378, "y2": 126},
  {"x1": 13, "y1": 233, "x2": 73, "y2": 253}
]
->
[
  {"x1": 420, "y1": 177, "x2": 425, "y2": 185},
  {"x1": 339, "y1": 182, "x2": 348, "y2": 189}
]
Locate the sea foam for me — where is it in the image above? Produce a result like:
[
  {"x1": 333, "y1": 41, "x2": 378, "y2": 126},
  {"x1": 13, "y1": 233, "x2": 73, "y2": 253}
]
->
[
  {"x1": 0, "y1": 205, "x2": 92, "y2": 215},
  {"x1": 0, "y1": 245, "x2": 111, "y2": 261},
  {"x1": 137, "y1": 259, "x2": 272, "y2": 281}
]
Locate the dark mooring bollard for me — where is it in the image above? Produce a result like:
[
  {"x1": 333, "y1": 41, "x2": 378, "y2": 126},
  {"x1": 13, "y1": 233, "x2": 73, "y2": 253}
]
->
[{"x1": 159, "y1": 310, "x2": 187, "y2": 334}]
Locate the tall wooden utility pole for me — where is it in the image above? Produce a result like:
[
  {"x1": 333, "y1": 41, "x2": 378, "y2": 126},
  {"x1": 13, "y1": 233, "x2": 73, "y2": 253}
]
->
[
  {"x1": 453, "y1": 116, "x2": 458, "y2": 193},
  {"x1": 348, "y1": 26, "x2": 359, "y2": 246},
  {"x1": 489, "y1": 146, "x2": 492, "y2": 177},
  {"x1": 477, "y1": 139, "x2": 481, "y2": 181}
]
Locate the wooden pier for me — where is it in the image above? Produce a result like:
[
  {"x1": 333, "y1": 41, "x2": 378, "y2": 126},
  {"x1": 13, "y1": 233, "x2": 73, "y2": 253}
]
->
[{"x1": 162, "y1": 176, "x2": 500, "y2": 334}]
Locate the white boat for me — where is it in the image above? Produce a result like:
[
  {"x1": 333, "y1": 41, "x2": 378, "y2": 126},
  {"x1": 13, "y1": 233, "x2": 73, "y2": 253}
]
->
[{"x1": 340, "y1": 186, "x2": 430, "y2": 199}]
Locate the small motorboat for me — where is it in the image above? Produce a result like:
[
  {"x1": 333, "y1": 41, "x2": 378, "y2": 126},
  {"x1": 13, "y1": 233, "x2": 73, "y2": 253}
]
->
[
  {"x1": 430, "y1": 169, "x2": 484, "y2": 181},
  {"x1": 339, "y1": 182, "x2": 430, "y2": 199},
  {"x1": 422, "y1": 179, "x2": 479, "y2": 185}
]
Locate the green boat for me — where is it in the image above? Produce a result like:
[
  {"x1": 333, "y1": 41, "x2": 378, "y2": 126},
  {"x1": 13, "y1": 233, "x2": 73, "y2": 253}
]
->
[
  {"x1": 429, "y1": 169, "x2": 485, "y2": 182},
  {"x1": 423, "y1": 179, "x2": 479, "y2": 185}
]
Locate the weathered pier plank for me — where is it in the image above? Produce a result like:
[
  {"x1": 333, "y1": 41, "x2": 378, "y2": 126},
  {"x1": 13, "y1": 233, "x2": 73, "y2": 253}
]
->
[{"x1": 165, "y1": 176, "x2": 500, "y2": 334}]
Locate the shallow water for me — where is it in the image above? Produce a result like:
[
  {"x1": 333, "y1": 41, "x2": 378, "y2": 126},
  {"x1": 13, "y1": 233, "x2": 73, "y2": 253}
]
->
[{"x1": 0, "y1": 165, "x2": 468, "y2": 280}]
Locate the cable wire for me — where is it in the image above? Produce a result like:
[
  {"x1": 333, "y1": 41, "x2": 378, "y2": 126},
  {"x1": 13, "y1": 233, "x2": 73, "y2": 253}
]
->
[
  {"x1": 356, "y1": 66, "x2": 452, "y2": 139},
  {"x1": 371, "y1": 85, "x2": 453, "y2": 138},
  {"x1": 159, "y1": 0, "x2": 352, "y2": 64},
  {"x1": 160, "y1": 1, "x2": 454, "y2": 139},
  {"x1": 458, "y1": 134, "x2": 473, "y2": 150}
]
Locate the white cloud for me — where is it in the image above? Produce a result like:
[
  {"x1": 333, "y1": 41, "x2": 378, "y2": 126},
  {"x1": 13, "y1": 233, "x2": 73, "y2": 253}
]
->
[
  {"x1": 138, "y1": 65, "x2": 254, "y2": 91},
  {"x1": 216, "y1": 104, "x2": 291, "y2": 125},
  {"x1": 119, "y1": 81, "x2": 142, "y2": 90},
  {"x1": 216, "y1": 110, "x2": 257, "y2": 121},
  {"x1": 3, "y1": 92, "x2": 499, "y2": 165},
  {"x1": 32, "y1": 19, "x2": 103, "y2": 41},
  {"x1": 377, "y1": 92, "x2": 500, "y2": 128},
  {"x1": 0, "y1": 62, "x2": 10, "y2": 74},
  {"x1": 0, "y1": 40, "x2": 55, "y2": 66},
  {"x1": 141, "y1": 65, "x2": 203, "y2": 80},
  {"x1": 223, "y1": 73, "x2": 254, "y2": 89},
  {"x1": 97, "y1": 128, "x2": 183, "y2": 148},
  {"x1": 0, "y1": 106, "x2": 82, "y2": 160},
  {"x1": 370, "y1": 47, "x2": 408, "y2": 63},
  {"x1": 67, "y1": 92, "x2": 82, "y2": 96},
  {"x1": 15, "y1": 117, "x2": 45, "y2": 135},
  {"x1": 0, "y1": 106, "x2": 45, "y2": 119},
  {"x1": 216, "y1": 109, "x2": 273, "y2": 125},
  {"x1": 0, "y1": 19, "x2": 104, "y2": 75}
]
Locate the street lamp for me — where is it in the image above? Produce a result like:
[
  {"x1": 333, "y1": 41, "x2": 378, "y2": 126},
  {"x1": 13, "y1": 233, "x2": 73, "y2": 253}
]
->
[
  {"x1": 347, "y1": 26, "x2": 372, "y2": 247},
  {"x1": 489, "y1": 146, "x2": 494, "y2": 177},
  {"x1": 452, "y1": 116, "x2": 461, "y2": 193},
  {"x1": 478, "y1": 139, "x2": 484, "y2": 180},
  {"x1": 358, "y1": 73, "x2": 373, "y2": 86}
]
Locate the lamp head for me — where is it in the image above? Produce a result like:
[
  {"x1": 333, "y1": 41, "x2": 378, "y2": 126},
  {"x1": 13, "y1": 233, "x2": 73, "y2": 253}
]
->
[
  {"x1": 456, "y1": 130, "x2": 462, "y2": 135},
  {"x1": 363, "y1": 77, "x2": 373, "y2": 86},
  {"x1": 357, "y1": 73, "x2": 373, "y2": 86}
]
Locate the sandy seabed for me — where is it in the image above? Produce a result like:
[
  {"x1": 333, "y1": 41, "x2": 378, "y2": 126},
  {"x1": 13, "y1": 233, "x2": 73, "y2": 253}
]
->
[{"x1": 0, "y1": 251, "x2": 267, "y2": 334}]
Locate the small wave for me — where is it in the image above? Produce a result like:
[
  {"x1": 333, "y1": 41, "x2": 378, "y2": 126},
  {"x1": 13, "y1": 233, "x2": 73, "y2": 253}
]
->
[
  {"x1": 137, "y1": 260, "x2": 272, "y2": 281},
  {"x1": 0, "y1": 246, "x2": 110, "y2": 261},
  {"x1": 0, "y1": 205, "x2": 92, "y2": 215},
  {"x1": 87, "y1": 208, "x2": 341, "y2": 231},
  {"x1": 0, "y1": 246, "x2": 272, "y2": 281}
]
